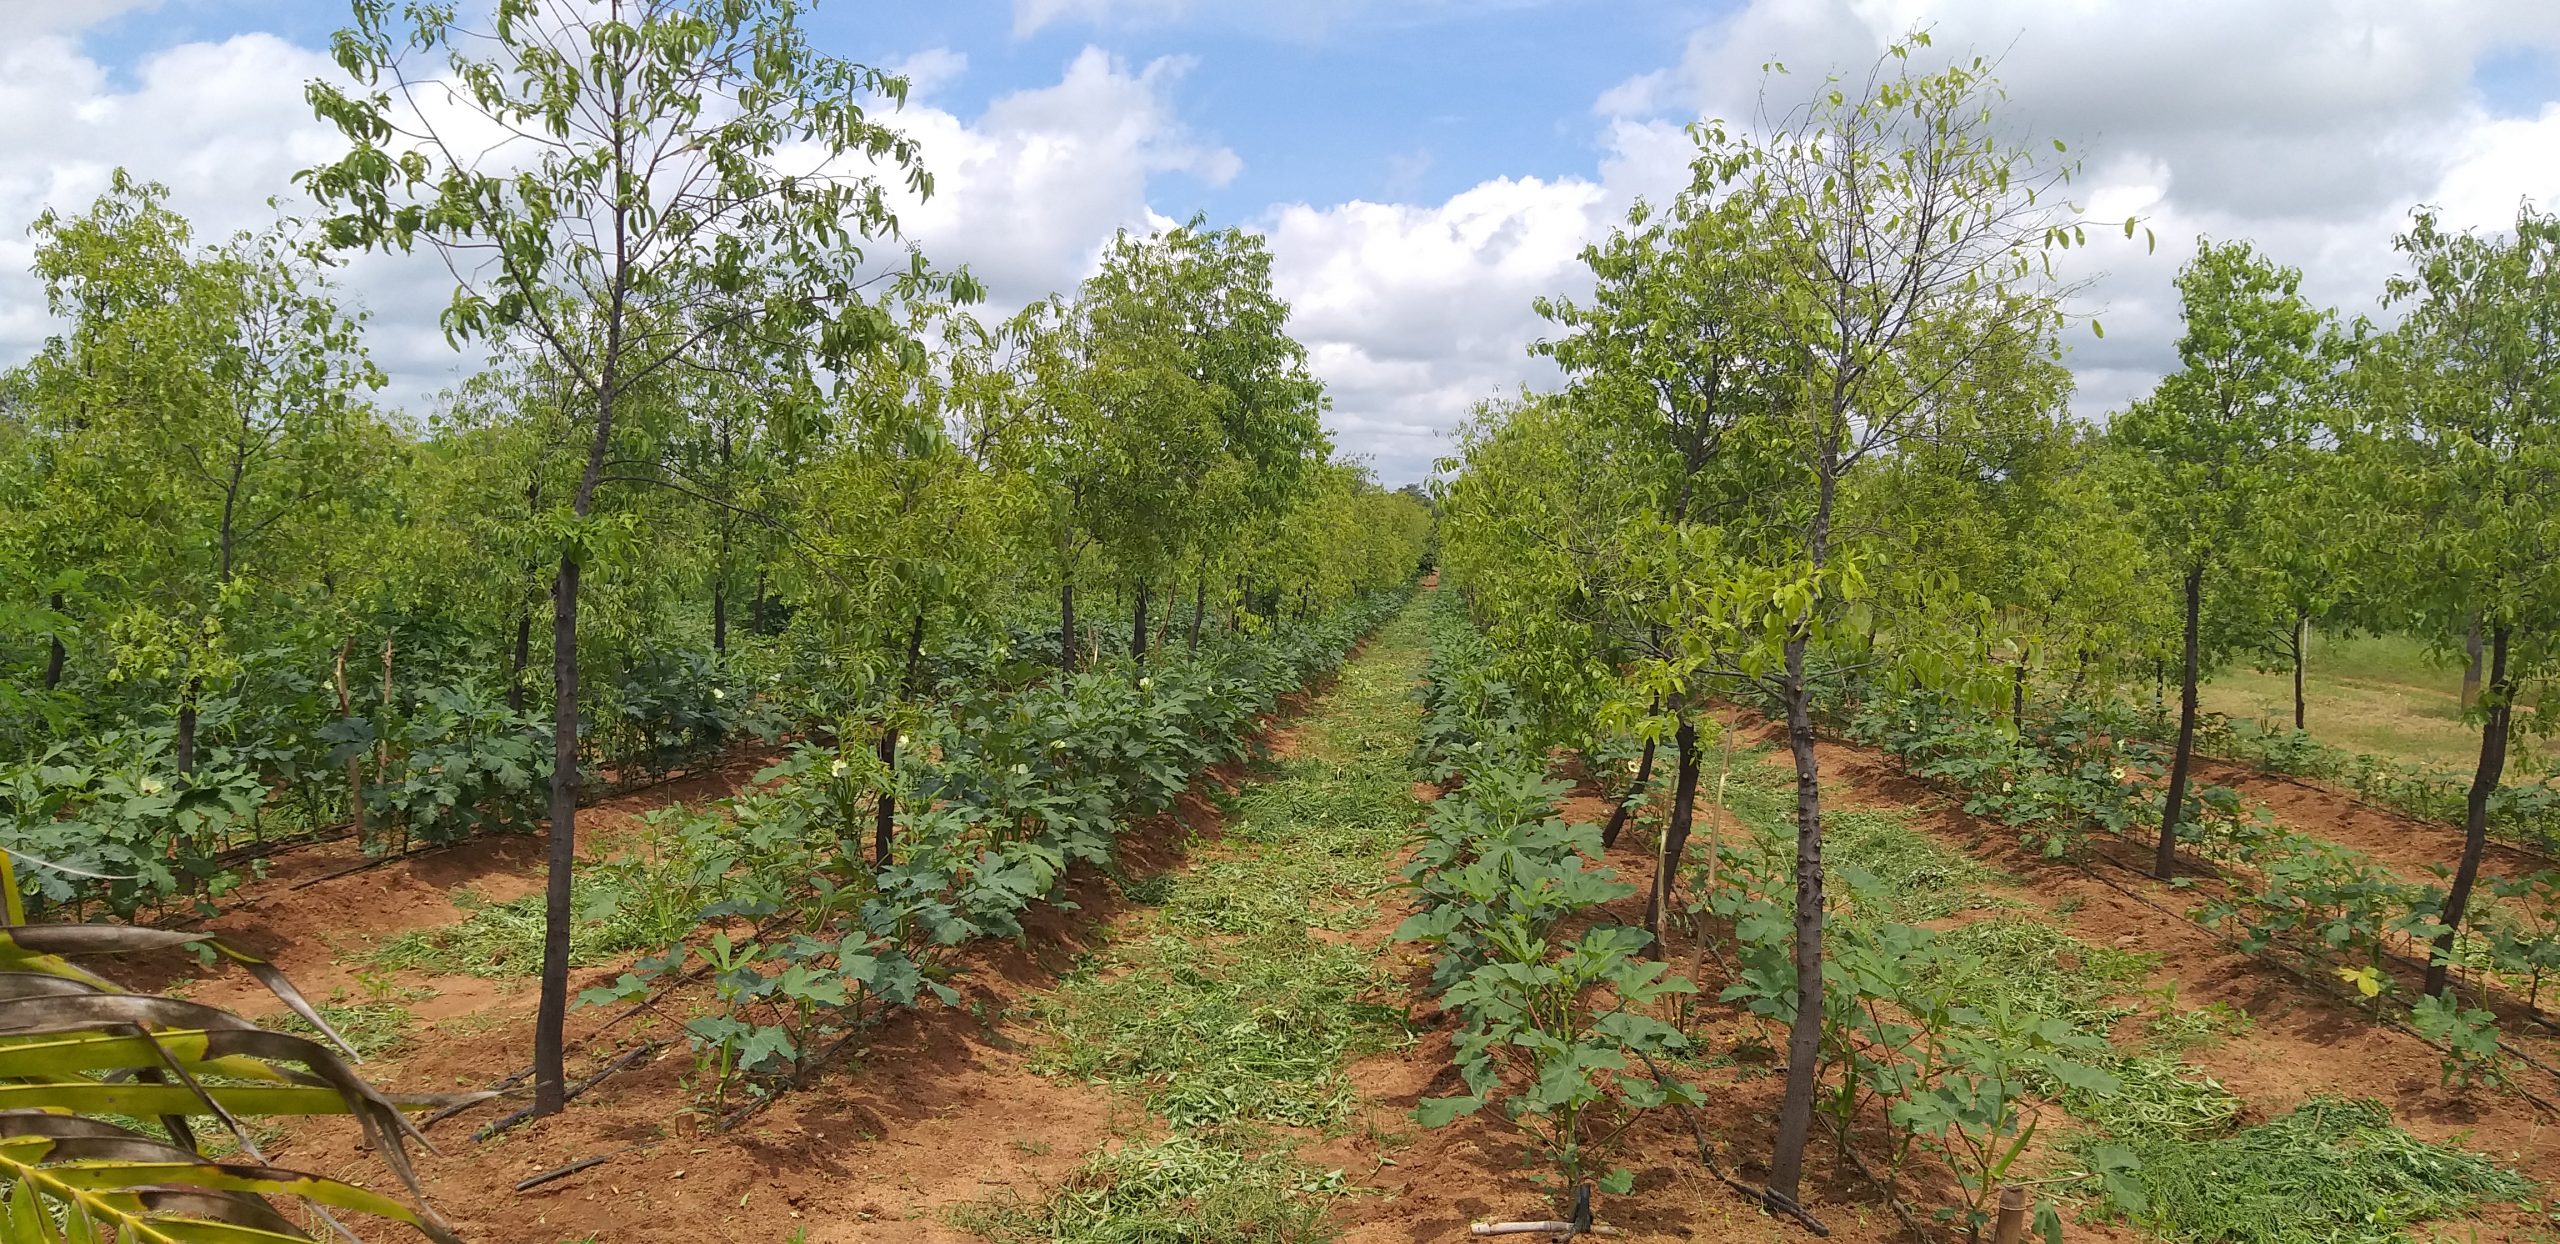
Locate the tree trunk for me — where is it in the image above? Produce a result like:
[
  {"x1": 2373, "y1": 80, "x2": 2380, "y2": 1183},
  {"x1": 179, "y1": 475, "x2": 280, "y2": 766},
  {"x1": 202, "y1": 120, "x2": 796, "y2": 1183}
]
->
[
  {"x1": 1602, "y1": 694, "x2": 1663, "y2": 850},
  {"x1": 1131, "y1": 579, "x2": 1150, "y2": 665},
  {"x1": 2462, "y1": 615, "x2": 2483, "y2": 708},
  {"x1": 335, "y1": 641, "x2": 367, "y2": 846},
  {"x1": 2156, "y1": 562, "x2": 2205, "y2": 881},
  {"x1": 41, "y1": 592, "x2": 65, "y2": 691},
  {"x1": 2012, "y1": 658, "x2": 2028, "y2": 725},
  {"x1": 1767, "y1": 463, "x2": 1838, "y2": 1207},
  {"x1": 534, "y1": 553, "x2": 581, "y2": 1118},
  {"x1": 1766, "y1": 641, "x2": 1827, "y2": 1204},
  {"x1": 1190, "y1": 556, "x2": 1208, "y2": 651},
  {"x1": 2428, "y1": 625, "x2": 2511, "y2": 996},
  {"x1": 1059, "y1": 578, "x2": 1077, "y2": 673},
  {"x1": 508, "y1": 611, "x2": 533, "y2": 715},
  {"x1": 875, "y1": 610, "x2": 924, "y2": 869},
  {"x1": 1640, "y1": 714, "x2": 1700, "y2": 943},
  {"x1": 535, "y1": 340, "x2": 617, "y2": 1117},
  {"x1": 174, "y1": 683, "x2": 198, "y2": 776},
  {"x1": 712, "y1": 580, "x2": 727, "y2": 659},
  {"x1": 2304, "y1": 611, "x2": 2324, "y2": 726}
]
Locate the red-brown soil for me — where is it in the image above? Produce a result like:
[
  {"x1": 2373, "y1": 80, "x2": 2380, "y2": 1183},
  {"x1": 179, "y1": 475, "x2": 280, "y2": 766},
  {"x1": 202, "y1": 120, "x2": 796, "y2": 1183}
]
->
[
  {"x1": 132, "y1": 653, "x2": 2560, "y2": 1242},
  {"x1": 2194, "y1": 758, "x2": 2556, "y2": 887}
]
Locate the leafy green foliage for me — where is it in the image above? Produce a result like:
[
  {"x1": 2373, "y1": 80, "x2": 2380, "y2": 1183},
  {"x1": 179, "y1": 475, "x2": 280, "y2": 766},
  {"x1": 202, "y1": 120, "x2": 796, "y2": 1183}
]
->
[
  {"x1": 2082, "y1": 1097, "x2": 2525, "y2": 1244},
  {"x1": 953, "y1": 1133, "x2": 1343, "y2": 1244}
]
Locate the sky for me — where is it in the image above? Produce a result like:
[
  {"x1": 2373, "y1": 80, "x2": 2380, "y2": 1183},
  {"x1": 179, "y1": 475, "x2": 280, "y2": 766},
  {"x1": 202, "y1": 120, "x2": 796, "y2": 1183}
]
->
[{"x1": 6, "y1": 1, "x2": 2560, "y2": 485}]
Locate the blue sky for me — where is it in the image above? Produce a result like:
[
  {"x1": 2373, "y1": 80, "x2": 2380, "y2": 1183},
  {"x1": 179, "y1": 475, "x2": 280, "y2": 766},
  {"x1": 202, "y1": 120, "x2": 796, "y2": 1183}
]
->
[
  {"x1": 14, "y1": 0, "x2": 2560, "y2": 484},
  {"x1": 78, "y1": 0, "x2": 1717, "y2": 217}
]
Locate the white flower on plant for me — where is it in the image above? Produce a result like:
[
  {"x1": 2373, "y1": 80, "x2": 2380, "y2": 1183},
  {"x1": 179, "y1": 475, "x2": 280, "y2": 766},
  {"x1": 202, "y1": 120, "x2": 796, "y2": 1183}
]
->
[
  {"x1": 1013, "y1": 763, "x2": 1030, "y2": 776},
  {"x1": 139, "y1": 778, "x2": 165, "y2": 796},
  {"x1": 1050, "y1": 739, "x2": 1067, "y2": 751},
  {"x1": 2002, "y1": 780, "x2": 2013, "y2": 793},
  {"x1": 1138, "y1": 677, "x2": 1152, "y2": 691},
  {"x1": 711, "y1": 687, "x2": 726, "y2": 701},
  {"x1": 2109, "y1": 767, "x2": 2128, "y2": 783},
  {"x1": 829, "y1": 759, "x2": 850, "y2": 779}
]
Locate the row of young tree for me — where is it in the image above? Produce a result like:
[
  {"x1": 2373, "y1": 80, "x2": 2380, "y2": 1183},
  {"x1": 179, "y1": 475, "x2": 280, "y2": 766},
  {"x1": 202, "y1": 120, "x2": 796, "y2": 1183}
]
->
[
  {"x1": 1436, "y1": 35, "x2": 2555, "y2": 1211},
  {"x1": 0, "y1": 0, "x2": 1429, "y2": 1125}
]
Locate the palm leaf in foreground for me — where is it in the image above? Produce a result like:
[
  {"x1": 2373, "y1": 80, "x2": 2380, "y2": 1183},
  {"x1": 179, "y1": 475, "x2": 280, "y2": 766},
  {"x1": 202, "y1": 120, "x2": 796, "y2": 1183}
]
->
[{"x1": 0, "y1": 860, "x2": 477, "y2": 1241}]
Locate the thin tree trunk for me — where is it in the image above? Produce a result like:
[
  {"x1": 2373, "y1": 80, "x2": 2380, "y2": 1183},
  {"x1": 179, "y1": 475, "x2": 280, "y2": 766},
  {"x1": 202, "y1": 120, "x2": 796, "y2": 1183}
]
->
[
  {"x1": 1131, "y1": 580, "x2": 1150, "y2": 665},
  {"x1": 1059, "y1": 578, "x2": 1077, "y2": 673},
  {"x1": 875, "y1": 610, "x2": 924, "y2": 869},
  {"x1": 712, "y1": 580, "x2": 727, "y2": 659},
  {"x1": 2012, "y1": 658, "x2": 2028, "y2": 725},
  {"x1": 1767, "y1": 466, "x2": 1837, "y2": 1207},
  {"x1": 1602, "y1": 694, "x2": 1662, "y2": 850},
  {"x1": 1640, "y1": 714, "x2": 1700, "y2": 943},
  {"x1": 2462, "y1": 616, "x2": 2483, "y2": 708},
  {"x1": 1190, "y1": 554, "x2": 1208, "y2": 651},
  {"x1": 174, "y1": 684, "x2": 198, "y2": 776},
  {"x1": 335, "y1": 641, "x2": 367, "y2": 845},
  {"x1": 2156, "y1": 562, "x2": 2205, "y2": 880},
  {"x1": 508, "y1": 612, "x2": 533, "y2": 715},
  {"x1": 41, "y1": 593, "x2": 65, "y2": 690},
  {"x1": 1766, "y1": 640, "x2": 1826, "y2": 1202},
  {"x1": 2304, "y1": 614, "x2": 2324, "y2": 732},
  {"x1": 2429, "y1": 625, "x2": 2511, "y2": 996},
  {"x1": 534, "y1": 553, "x2": 581, "y2": 1118}
]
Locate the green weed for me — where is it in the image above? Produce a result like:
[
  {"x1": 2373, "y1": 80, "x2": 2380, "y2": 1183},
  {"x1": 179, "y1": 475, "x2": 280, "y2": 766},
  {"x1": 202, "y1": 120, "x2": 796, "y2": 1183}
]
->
[
  {"x1": 1034, "y1": 928, "x2": 1400, "y2": 1129},
  {"x1": 367, "y1": 878, "x2": 672, "y2": 978},
  {"x1": 2083, "y1": 1096, "x2": 2526, "y2": 1244},
  {"x1": 952, "y1": 1131, "x2": 1344, "y2": 1244}
]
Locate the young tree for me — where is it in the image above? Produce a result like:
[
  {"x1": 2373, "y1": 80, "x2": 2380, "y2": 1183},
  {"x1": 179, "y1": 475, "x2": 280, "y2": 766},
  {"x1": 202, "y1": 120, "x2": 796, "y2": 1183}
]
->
[
  {"x1": 1529, "y1": 149, "x2": 1785, "y2": 941},
  {"x1": 303, "y1": 0, "x2": 950, "y2": 1118},
  {"x1": 2359, "y1": 204, "x2": 2560, "y2": 995},
  {"x1": 2113, "y1": 238, "x2": 2334, "y2": 879},
  {"x1": 1699, "y1": 45, "x2": 2087, "y2": 1204}
]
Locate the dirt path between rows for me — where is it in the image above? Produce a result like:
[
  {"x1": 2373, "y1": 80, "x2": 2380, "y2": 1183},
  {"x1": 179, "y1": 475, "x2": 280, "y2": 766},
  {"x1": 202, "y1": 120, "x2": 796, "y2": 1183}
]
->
[
  {"x1": 211, "y1": 669, "x2": 1362, "y2": 1242},
  {"x1": 2195, "y1": 757, "x2": 2557, "y2": 888}
]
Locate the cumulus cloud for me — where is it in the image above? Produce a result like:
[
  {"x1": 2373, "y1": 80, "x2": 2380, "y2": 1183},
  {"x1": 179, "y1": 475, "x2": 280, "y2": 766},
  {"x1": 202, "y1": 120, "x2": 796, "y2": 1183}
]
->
[
  {"x1": 0, "y1": 30, "x2": 1237, "y2": 420},
  {"x1": 1259, "y1": 117, "x2": 1689, "y2": 484},
  {"x1": 892, "y1": 48, "x2": 1241, "y2": 309},
  {"x1": 1609, "y1": 0, "x2": 2560, "y2": 419}
]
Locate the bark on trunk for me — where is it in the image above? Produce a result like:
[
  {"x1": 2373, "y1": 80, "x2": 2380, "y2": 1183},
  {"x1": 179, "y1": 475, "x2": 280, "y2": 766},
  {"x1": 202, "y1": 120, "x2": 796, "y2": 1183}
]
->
[
  {"x1": 875, "y1": 611, "x2": 924, "y2": 868},
  {"x1": 507, "y1": 612, "x2": 532, "y2": 715},
  {"x1": 2304, "y1": 614, "x2": 2324, "y2": 732},
  {"x1": 41, "y1": 593, "x2": 65, "y2": 691},
  {"x1": 712, "y1": 580, "x2": 727, "y2": 659},
  {"x1": 534, "y1": 553, "x2": 581, "y2": 1117},
  {"x1": 1602, "y1": 694, "x2": 1663, "y2": 850},
  {"x1": 1640, "y1": 714, "x2": 1701, "y2": 943},
  {"x1": 1059, "y1": 579, "x2": 1077, "y2": 673},
  {"x1": 2463, "y1": 616, "x2": 2484, "y2": 708},
  {"x1": 2156, "y1": 562, "x2": 2205, "y2": 881},
  {"x1": 335, "y1": 641, "x2": 367, "y2": 845},
  {"x1": 2428, "y1": 624, "x2": 2511, "y2": 996},
  {"x1": 1131, "y1": 580, "x2": 1150, "y2": 665},
  {"x1": 1190, "y1": 558, "x2": 1208, "y2": 651},
  {"x1": 1766, "y1": 643, "x2": 1827, "y2": 1202},
  {"x1": 174, "y1": 684, "x2": 198, "y2": 776},
  {"x1": 2012, "y1": 659, "x2": 2028, "y2": 725}
]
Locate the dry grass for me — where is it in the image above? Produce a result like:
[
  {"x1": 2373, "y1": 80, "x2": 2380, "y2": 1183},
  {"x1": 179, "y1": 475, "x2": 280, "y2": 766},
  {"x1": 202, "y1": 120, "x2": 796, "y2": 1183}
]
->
[{"x1": 2199, "y1": 630, "x2": 2541, "y2": 773}]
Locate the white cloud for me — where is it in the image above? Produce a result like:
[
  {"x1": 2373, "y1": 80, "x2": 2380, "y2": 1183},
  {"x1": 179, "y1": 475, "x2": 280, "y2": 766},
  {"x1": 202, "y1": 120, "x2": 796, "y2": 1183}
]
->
[
  {"x1": 1259, "y1": 119, "x2": 1687, "y2": 484},
  {"x1": 0, "y1": 34, "x2": 1237, "y2": 421},
  {"x1": 891, "y1": 48, "x2": 1240, "y2": 309},
  {"x1": 1607, "y1": 0, "x2": 2560, "y2": 420}
]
